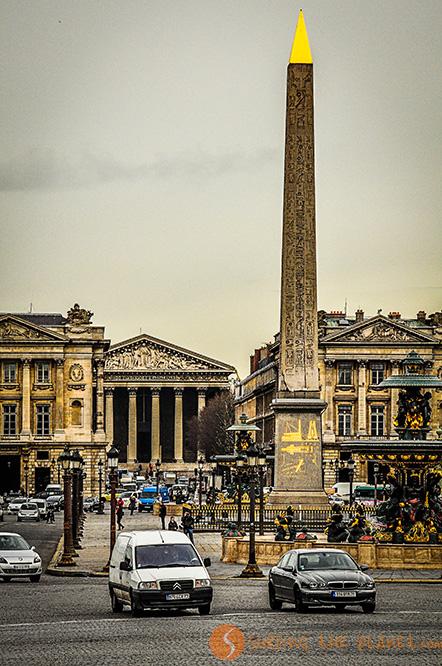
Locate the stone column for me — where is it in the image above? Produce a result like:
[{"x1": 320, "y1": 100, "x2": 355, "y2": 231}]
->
[
  {"x1": 105, "y1": 388, "x2": 114, "y2": 445},
  {"x1": 357, "y1": 361, "x2": 367, "y2": 435},
  {"x1": 390, "y1": 361, "x2": 400, "y2": 437},
  {"x1": 174, "y1": 388, "x2": 184, "y2": 463},
  {"x1": 54, "y1": 359, "x2": 64, "y2": 435},
  {"x1": 197, "y1": 388, "x2": 207, "y2": 459},
  {"x1": 323, "y1": 360, "x2": 335, "y2": 442},
  {"x1": 151, "y1": 389, "x2": 161, "y2": 462},
  {"x1": 128, "y1": 388, "x2": 138, "y2": 465},
  {"x1": 21, "y1": 359, "x2": 31, "y2": 436},
  {"x1": 95, "y1": 360, "x2": 105, "y2": 433}
]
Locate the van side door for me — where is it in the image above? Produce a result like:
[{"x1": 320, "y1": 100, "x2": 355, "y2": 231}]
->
[{"x1": 119, "y1": 540, "x2": 134, "y2": 602}]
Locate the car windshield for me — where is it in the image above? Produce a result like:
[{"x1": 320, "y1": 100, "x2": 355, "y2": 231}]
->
[
  {"x1": 141, "y1": 491, "x2": 156, "y2": 498},
  {"x1": 0, "y1": 535, "x2": 30, "y2": 550},
  {"x1": 135, "y1": 544, "x2": 201, "y2": 569},
  {"x1": 22, "y1": 504, "x2": 38, "y2": 510},
  {"x1": 297, "y1": 552, "x2": 358, "y2": 571}
]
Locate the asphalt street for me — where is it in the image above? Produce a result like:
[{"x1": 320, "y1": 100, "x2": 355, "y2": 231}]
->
[
  {"x1": 0, "y1": 511, "x2": 63, "y2": 570},
  {"x1": 0, "y1": 517, "x2": 441, "y2": 665}
]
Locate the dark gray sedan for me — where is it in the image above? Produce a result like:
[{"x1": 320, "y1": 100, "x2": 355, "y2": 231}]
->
[{"x1": 269, "y1": 548, "x2": 376, "y2": 613}]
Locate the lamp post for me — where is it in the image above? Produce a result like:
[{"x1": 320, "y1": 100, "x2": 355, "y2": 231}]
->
[
  {"x1": 58, "y1": 447, "x2": 76, "y2": 566},
  {"x1": 155, "y1": 459, "x2": 161, "y2": 496},
  {"x1": 333, "y1": 458, "x2": 340, "y2": 485},
  {"x1": 347, "y1": 458, "x2": 355, "y2": 507},
  {"x1": 239, "y1": 444, "x2": 264, "y2": 579},
  {"x1": 23, "y1": 462, "x2": 29, "y2": 498},
  {"x1": 373, "y1": 462, "x2": 379, "y2": 506},
  {"x1": 227, "y1": 413, "x2": 261, "y2": 528},
  {"x1": 97, "y1": 459, "x2": 104, "y2": 514},
  {"x1": 71, "y1": 449, "x2": 82, "y2": 549},
  {"x1": 104, "y1": 445, "x2": 119, "y2": 572},
  {"x1": 198, "y1": 455, "x2": 204, "y2": 509},
  {"x1": 235, "y1": 454, "x2": 244, "y2": 529},
  {"x1": 321, "y1": 459, "x2": 326, "y2": 488},
  {"x1": 257, "y1": 448, "x2": 267, "y2": 537}
]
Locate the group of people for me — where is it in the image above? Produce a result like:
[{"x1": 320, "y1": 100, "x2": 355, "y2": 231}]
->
[
  {"x1": 115, "y1": 497, "x2": 195, "y2": 543},
  {"x1": 274, "y1": 506, "x2": 318, "y2": 542}
]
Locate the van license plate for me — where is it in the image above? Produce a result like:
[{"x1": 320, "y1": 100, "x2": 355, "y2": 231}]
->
[
  {"x1": 331, "y1": 591, "x2": 356, "y2": 598},
  {"x1": 166, "y1": 593, "x2": 190, "y2": 601}
]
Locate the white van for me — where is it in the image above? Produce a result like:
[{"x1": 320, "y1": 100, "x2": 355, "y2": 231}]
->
[{"x1": 109, "y1": 530, "x2": 213, "y2": 617}]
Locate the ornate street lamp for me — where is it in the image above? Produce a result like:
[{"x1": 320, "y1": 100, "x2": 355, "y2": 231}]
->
[
  {"x1": 235, "y1": 453, "x2": 245, "y2": 529},
  {"x1": 198, "y1": 455, "x2": 204, "y2": 509},
  {"x1": 257, "y1": 448, "x2": 267, "y2": 537},
  {"x1": 239, "y1": 443, "x2": 264, "y2": 579},
  {"x1": 373, "y1": 461, "x2": 380, "y2": 507},
  {"x1": 227, "y1": 414, "x2": 261, "y2": 528},
  {"x1": 97, "y1": 459, "x2": 104, "y2": 514},
  {"x1": 347, "y1": 458, "x2": 355, "y2": 506},
  {"x1": 71, "y1": 449, "x2": 82, "y2": 549},
  {"x1": 57, "y1": 447, "x2": 76, "y2": 566},
  {"x1": 104, "y1": 445, "x2": 119, "y2": 572},
  {"x1": 333, "y1": 458, "x2": 340, "y2": 484},
  {"x1": 155, "y1": 459, "x2": 161, "y2": 495}
]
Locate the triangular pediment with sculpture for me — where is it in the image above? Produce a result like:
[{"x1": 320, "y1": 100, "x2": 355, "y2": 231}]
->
[
  {"x1": 105, "y1": 334, "x2": 235, "y2": 372},
  {"x1": 321, "y1": 315, "x2": 435, "y2": 345},
  {"x1": 0, "y1": 315, "x2": 66, "y2": 342}
]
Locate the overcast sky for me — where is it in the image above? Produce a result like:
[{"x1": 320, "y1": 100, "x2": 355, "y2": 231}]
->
[{"x1": 1, "y1": 0, "x2": 441, "y2": 377}]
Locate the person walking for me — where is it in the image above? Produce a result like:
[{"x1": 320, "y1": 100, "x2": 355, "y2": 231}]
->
[
  {"x1": 159, "y1": 501, "x2": 167, "y2": 530},
  {"x1": 46, "y1": 506, "x2": 55, "y2": 524},
  {"x1": 168, "y1": 516, "x2": 178, "y2": 531},
  {"x1": 181, "y1": 510, "x2": 194, "y2": 543},
  {"x1": 116, "y1": 503, "x2": 124, "y2": 530},
  {"x1": 129, "y1": 494, "x2": 137, "y2": 516}
]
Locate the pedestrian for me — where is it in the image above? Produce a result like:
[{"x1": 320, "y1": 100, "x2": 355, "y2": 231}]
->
[
  {"x1": 116, "y1": 504, "x2": 124, "y2": 530},
  {"x1": 168, "y1": 516, "x2": 178, "y2": 531},
  {"x1": 46, "y1": 506, "x2": 55, "y2": 524},
  {"x1": 181, "y1": 510, "x2": 194, "y2": 543},
  {"x1": 129, "y1": 494, "x2": 137, "y2": 516},
  {"x1": 159, "y1": 501, "x2": 167, "y2": 530}
]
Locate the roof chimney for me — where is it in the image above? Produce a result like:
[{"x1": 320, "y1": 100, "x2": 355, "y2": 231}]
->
[
  {"x1": 388, "y1": 312, "x2": 401, "y2": 320},
  {"x1": 417, "y1": 310, "x2": 426, "y2": 322},
  {"x1": 355, "y1": 309, "x2": 364, "y2": 323}
]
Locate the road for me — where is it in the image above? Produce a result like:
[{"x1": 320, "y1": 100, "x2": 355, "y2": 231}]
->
[
  {"x1": 0, "y1": 511, "x2": 62, "y2": 570},
  {"x1": 0, "y1": 571, "x2": 440, "y2": 665}
]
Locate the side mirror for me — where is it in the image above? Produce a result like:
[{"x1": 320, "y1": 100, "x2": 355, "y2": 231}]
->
[
  {"x1": 203, "y1": 557, "x2": 211, "y2": 568},
  {"x1": 282, "y1": 566, "x2": 294, "y2": 573},
  {"x1": 119, "y1": 560, "x2": 132, "y2": 572},
  {"x1": 31, "y1": 546, "x2": 35, "y2": 551},
  {"x1": 360, "y1": 563, "x2": 369, "y2": 572}
]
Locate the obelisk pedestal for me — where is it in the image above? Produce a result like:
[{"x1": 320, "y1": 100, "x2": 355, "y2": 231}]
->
[{"x1": 269, "y1": 10, "x2": 327, "y2": 506}]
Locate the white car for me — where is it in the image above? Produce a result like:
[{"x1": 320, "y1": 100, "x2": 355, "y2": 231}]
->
[
  {"x1": 17, "y1": 503, "x2": 40, "y2": 522},
  {"x1": 29, "y1": 498, "x2": 48, "y2": 519},
  {"x1": 8, "y1": 497, "x2": 29, "y2": 514},
  {"x1": 109, "y1": 530, "x2": 213, "y2": 616},
  {"x1": 119, "y1": 491, "x2": 139, "y2": 508},
  {"x1": 0, "y1": 532, "x2": 42, "y2": 582}
]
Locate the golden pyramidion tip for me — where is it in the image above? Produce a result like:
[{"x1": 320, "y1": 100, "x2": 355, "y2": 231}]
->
[{"x1": 289, "y1": 9, "x2": 313, "y2": 64}]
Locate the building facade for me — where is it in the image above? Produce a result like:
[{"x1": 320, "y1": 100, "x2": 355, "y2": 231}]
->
[
  {"x1": 235, "y1": 310, "x2": 442, "y2": 488},
  {"x1": 0, "y1": 305, "x2": 109, "y2": 495}
]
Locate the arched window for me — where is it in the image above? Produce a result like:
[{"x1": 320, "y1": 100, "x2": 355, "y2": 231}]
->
[{"x1": 71, "y1": 400, "x2": 82, "y2": 426}]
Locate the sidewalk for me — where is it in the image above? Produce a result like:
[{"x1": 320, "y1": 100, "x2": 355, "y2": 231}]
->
[{"x1": 47, "y1": 509, "x2": 442, "y2": 582}]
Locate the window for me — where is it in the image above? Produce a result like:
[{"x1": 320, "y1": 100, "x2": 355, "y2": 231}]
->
[
  {"x1": 338, "y1": 405, "x2": 352, "y2": 436},
  {"x1": 3, "y1": 362, "x2": 17, "y2": 383},
  {"x1": 36, "y1": 362, "x2": 50, "y2": 384},
  {"x1": 3, "y1": 404, "x2": 17, "y2": 435},
  {"x1": 337, "y1": 363, "x2": 353, "y2": 386},
  {"x1": 371, "y1": 406, "x2": 385, "y2": 436},
  {"x1": 371, "y1": 363, "x2": 385, "y2": 386},
  {"x1": 71, "y1": 400, "x2": 82, "y2": 426},
  {"x1": 36, "y1": 450, "x2": 50, "y2": 461},
  {"x1": 36, "y1": 404, "x2": 50, "y2": 435}
]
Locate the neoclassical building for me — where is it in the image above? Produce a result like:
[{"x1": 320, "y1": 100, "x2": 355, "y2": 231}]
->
[
  {"x1": 104, "y1": 334, "x2": 235, "y2": 470},
  {"x1": 235, "y1": 310, "x2": 442, "y2": 488},
  {"x1": 0, "y1": 305, "x2": 109, "y2": 495}
]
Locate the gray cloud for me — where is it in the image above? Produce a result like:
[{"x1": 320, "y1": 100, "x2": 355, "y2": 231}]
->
[{"x1": 0, "y1": 147, "x2": 278, "y2": 192}]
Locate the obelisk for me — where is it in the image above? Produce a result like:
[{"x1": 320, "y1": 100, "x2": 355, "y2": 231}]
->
[{"x1": 270, "y1": 10, "x2": 327, "y2": 505}]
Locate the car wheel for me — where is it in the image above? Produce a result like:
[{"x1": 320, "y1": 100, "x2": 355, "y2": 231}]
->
[
  {"x1": 294, "y1": 588, "x2": 308, "y2": 613},
  {"x1": 362, "y1": 601, "x2": 376, "y2": 614},
  {"x1": 30, "y1": 575, "x2": 41, "y2": 583},
  {"x1": 198, "y1": 603, "x2": 211, "y2": 616},
  {"x1": 268, "y1": 583, "x2": 283, "y2": 610},
  {"x1": 111, "y1": 590, "x2": 124, "y2": 613},
  {"x1": 130, "y1": 593, "x2": 142, "y2": 617}
]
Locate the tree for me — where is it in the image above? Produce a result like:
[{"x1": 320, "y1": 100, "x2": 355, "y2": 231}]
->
[{"x1": 187, "y1": 391, "x2": 235, "y2": 459}]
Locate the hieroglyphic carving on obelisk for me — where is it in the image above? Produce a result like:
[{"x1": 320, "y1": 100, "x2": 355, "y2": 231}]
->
[{"x1": 279, "y1": 9, "x2": 319, "y2": 396}]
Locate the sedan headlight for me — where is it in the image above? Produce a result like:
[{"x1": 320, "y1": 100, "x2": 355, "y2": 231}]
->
[
  {"x1": 195, "y1": 579, "x2": 211, "y2": 588},
  {"x1": 360, "y1": 580, "x2": 375, "y2": 589},
  {"x1": 138, "y1": 581, "x2": 159, "y2": 590},
  {"x1": 33, "y1": 556, "x2": 41, "y2": 564},
  {"x1": 0, "y1": 557, "x2": 7, "y2": 564},
  {"x1": 302, "y1": 581, "x2": 327, "y2": 589}
]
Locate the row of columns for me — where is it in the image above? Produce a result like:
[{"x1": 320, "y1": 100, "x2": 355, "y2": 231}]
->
[{"x1": 105, "y1": 386, "x2": 208, "y2": 464}]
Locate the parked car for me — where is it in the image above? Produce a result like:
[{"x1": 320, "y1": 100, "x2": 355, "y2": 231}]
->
[
  {"x1": 45, "y1": 484, "x2": 63, "y2": 496},
  {"x1": 46, "y1": 495, "x2": 63, "y2": 512},
  {"x1": 0, "y1": 532, "x2": 42, "y2": 582},
  {"x1": 83, "y1": 496, "x2": 101, "y2": 512},
  {"x1": 103, "y1": 488, "x2": 124, "y2": 503},
  {"x1": 17, "y1": 503, "x2": 40, "y2": 523},
  {"x1": 8, "y1": 497, "x2": 29, "y2": 514},
  {"x1": 118, "y1": 491, "x2": 139, "y2": 508},
  {"x1": 0, "y1": 506, "x2": 3, "y2": 522},
  {"x1": 109, "y1": 529, "x2": 212, "y2": 616},
  {"x1": 29, "y1": 498, "x2": 48, "y2": 519},
  {"x1": 268, "y1": 548, "x2": 376, "y2": 614}
]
